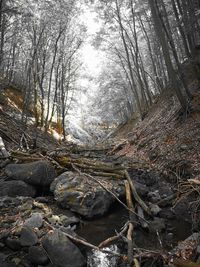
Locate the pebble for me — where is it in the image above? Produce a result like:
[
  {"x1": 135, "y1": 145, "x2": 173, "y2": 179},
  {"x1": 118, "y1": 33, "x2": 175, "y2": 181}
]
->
[{"x1": 24, "y1": 213, "x2": 43, "y2": 229}]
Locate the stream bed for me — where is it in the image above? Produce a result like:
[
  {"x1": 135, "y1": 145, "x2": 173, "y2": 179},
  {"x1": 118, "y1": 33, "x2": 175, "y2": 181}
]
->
[{"x1": 76, "y1": 203, "x2": 192, "y2": 267}]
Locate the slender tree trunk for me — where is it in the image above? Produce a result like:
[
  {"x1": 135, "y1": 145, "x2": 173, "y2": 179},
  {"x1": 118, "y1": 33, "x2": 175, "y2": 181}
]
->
[
  {"x1": 148, "y1": 0, "x2": 188, "y2": 109},
  {"x1": 115, "y1": 0, "x2": 143, "y2": 118}
]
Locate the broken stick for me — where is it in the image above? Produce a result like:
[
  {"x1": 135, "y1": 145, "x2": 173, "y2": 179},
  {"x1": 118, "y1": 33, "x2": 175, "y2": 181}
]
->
[{"x1": 124, "y1": 170, "x2": 151, "y2": 215}]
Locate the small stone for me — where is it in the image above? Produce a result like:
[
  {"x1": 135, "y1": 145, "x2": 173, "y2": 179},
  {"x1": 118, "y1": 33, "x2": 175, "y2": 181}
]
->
[
  {"x1": 6, "y1": 237, "x2": 21, "y2": 251},
  {"x1": 149, "y1": 217, "x2": 166, "y2": 233},
  {"x1": 25, "y1": 213, "x2": 43, "y2": 229},
  {"x1": 28, "y1": 246, "x2": 49, "y2": 265},
  {"x1": 149, "y1": 203, "x2": 161, "y2": 216},
  {"x1": 48, "y1": 215, "x2": 61, "y2": 225},
  {"x1": 20, "y1": 227, "x2": 38, "y2": 247},
  {"x1": 147, "y1": 190, "x2": 161, "y2": 203},
  {"x1": 59, "y1": 215, "x2": 79, "y2": 227}
]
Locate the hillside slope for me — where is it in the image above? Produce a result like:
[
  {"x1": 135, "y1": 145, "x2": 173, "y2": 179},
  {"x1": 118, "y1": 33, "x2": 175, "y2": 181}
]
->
[{"x1": 115, "y1": 84, "x2": 200, "y2": 182}]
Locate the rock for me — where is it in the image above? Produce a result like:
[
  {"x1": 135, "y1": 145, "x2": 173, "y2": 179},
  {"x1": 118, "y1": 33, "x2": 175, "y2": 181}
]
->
[
  {"x1": 134, "y1": 182, "x2": 148, "y2": 197},
  {"x1": 42, "y1": 230, "x2": 85, "y2": 267},
  {"x1": 5, "y1": 161, "x2": 56, "y2": 186},
  {"x1": 47, "y1": 215, "x2": 61, "y2": 225},
  {"x1": 147, "y1": 190, "x2": 161, "y2": 203},
  {"x1": 51, "y1": 171, "x2": 119, "y2": 218},
  {"x1": 159, "y1": 208, "x2": 175, "y2": 219},
  {"x1": 5, "y1": 237, "x2": 21, "y2": 251},
  {"x1": 24, "y1": 213, "x2": 43, "y2": 229},
  {"x1": 0, "y1": 181, "x2": 36, "y2": 197},
  {"x1": 28, "y1": 246, "x2": 49, "y2": 265},
  {"x1": 59, "y1": 215, "x2": 80, "y2": 227},
  {"x1": 20, "y1": 227, "x2": 38, "y2": 247},
  {"x1": 149, "y1": 203, "x2": 161, "y2": 216},
  {"x1": 149, "y1": 217, "x2": 166, "y2": 233}
]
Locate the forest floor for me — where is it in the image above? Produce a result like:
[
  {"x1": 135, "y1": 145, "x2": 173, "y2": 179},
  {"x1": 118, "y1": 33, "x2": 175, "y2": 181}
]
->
[{"x1": 114, "y1": 80, "x2": 200, "y2": 182}]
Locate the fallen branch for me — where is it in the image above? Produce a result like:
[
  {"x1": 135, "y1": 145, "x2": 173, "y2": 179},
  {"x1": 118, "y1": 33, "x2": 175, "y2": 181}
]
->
[
  {"x1": 44, "y1": 220, "x2": 124, "y2": 258},
  {"x1": 98, "y1": 222, "x2": 129, "y2": 249},
  {"x1": 125, "y1": 180, "x2": 135, "y2": 266},
  {"x1": 124, "y1": 170, "x2": 151, "y2": 215}
]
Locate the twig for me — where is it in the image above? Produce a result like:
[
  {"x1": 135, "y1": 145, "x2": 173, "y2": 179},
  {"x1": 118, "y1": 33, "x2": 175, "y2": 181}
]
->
[{"x1": 98, "y1": 222, "x2": 129, "y2": 248}]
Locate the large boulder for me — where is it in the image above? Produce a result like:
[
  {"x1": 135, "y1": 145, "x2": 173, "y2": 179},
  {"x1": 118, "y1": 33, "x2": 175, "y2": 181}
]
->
[
  {"x1": 0, "y1": 180, "x2": 36, "y2": 197},
  {"x1": 5, "y1": 161, "x2": 56, "y2": 186},
  {"x1": 42, "y1": 230, "x2": 85, "y2": 267},
  {"x1": 50, "y1": 171, "x2": 124, "y2": 218}
]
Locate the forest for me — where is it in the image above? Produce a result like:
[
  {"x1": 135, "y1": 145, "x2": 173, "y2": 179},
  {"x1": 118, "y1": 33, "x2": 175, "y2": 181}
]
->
[{"x1": 0, "y1": 0, "x2": 200, "y2": 267}]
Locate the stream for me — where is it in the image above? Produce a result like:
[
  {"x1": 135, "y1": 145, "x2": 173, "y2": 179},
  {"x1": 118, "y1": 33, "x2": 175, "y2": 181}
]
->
[{"x1": 76, "y1": 203, "x2": 192, "y2": 267}]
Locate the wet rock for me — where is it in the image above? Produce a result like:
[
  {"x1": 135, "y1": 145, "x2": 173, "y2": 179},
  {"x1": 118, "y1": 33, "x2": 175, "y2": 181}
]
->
[
  {"x1": 149, "y1": 217, "x2": 166, "y2": 232},
  {"x1": 42, "y1": 230, "x2": 85, "y2": 267},
  {"x1": 51, "y1": 171, "x2": 119, "y2": 218},
  {"x1": 20, "y1": 227, "x2": 38, "y2": 247},
  {"x1": 5, "y1": 237, "x2": 21, "y2": 251},
  {"x1": 0, "y1": 181, "x2": 36, "y2": 197},
  {"x1": 5, "y1": 161, "x2": 56, "y2": 186},
  {"x1": 24, "y1": 213, "x2": 43, "y2": 229},
  {"x1": 28, "y1": 246, "x2": 49, "y2": 265}
]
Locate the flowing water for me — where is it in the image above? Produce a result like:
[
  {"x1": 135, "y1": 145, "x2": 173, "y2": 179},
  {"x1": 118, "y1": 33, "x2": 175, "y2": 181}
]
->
[
  {"x1": 87, "y1": 245, "x2": 120, "y2": 267},
  {"x1": 77, "y1": 203, "x2": 192, "y2": 267}
]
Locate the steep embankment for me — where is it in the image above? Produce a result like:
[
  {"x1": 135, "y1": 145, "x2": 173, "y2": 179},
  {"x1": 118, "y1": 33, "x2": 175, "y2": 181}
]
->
[{"x1": 115, "y1": 84, "x2": 200, "y2": 183}]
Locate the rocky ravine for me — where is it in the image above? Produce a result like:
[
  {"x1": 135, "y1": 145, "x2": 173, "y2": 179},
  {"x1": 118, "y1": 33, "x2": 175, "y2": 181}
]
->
[{"x1": 0, "y1": 155, "x2": 199, "y2": 267}]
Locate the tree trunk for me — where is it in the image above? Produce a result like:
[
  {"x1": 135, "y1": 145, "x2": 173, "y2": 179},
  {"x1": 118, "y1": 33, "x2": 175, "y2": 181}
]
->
[{"x1": 148, "y1": 0, "x2": 188, "y2": 109}]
